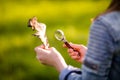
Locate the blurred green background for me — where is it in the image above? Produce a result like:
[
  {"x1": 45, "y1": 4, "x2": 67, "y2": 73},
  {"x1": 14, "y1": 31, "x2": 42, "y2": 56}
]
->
[{"x1": 0, "y1": 0, "x2": 110, "y2": 80}]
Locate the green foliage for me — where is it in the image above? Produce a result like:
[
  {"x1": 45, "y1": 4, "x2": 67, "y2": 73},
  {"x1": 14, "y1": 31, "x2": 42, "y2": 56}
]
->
[{"x1": 0, "y1": 0, "x2": 110, "y2": 80}]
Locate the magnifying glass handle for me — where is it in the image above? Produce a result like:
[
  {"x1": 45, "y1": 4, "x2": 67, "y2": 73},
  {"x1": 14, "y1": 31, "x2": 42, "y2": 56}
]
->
[{"x1": 64, "y1": 41, "x2": 80, "y2": 56}]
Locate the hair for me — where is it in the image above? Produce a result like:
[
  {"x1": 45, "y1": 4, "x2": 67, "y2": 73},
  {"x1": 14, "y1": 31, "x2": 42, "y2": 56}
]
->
[
  {"x1": 106, "y1": 0, "x2": 120, "y2": 13},
  {"x1": 93, "y1": 0, "x2": 120, "y2": 20}
]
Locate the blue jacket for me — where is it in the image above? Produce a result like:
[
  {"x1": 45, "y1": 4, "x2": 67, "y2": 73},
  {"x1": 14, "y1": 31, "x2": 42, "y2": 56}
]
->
[{"x1": 59, "y1": 11, "x2": 120, "y2": 80}]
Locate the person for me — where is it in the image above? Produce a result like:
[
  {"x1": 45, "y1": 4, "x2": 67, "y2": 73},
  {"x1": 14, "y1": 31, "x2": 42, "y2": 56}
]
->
[{"x1": 34, "y1": 0, "x2": 120, "y2": 80}]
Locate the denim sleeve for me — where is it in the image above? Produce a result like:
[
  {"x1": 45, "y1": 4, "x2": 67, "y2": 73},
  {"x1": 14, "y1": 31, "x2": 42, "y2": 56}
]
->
[
  {"x1": 59, "y1": 65, "x2": 82, "y2": 80},
  {"x1": 82, "y1": 18, "x2": 114, "y2": 80},
  {"x1": 59, "y1": 17, "x2": 114, "y2": 80}
]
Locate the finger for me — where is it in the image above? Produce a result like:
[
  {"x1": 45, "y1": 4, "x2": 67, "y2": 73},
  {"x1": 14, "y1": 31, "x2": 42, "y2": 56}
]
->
[
  {"x1": 64, "y1": 43, "x2": 81, "y2": 52},
  {"x1": 68, "y1": 49, "x2": 73, "y2": 53},
  {"x1": 69, "y1": 43, "x2": 82, "y2": 49},
  {"x1": 73, "y1": 51, "x2": 81, "y2": 56},
  {"x1": 40, "y1": 45, "x2": 45, "y2": 48},
  {"x1": 39, "y1": 44, "x2": 45, "y2": 49},
  {"x1": 69, "y1": 50, "x2": 78, "y2": 55},
  {"x1": 34, "y1": 47, "x2": 49, "y2": 54},
  {"x1": 69, "y1": 52, "x2": 75, "y2": 56},
  {"x1": 71, "y1": 55, "x2": 80, "y2": 60},
  {"x1": 63, "y1": 44, "x2": 67, "y2": 48},
  {"x1": 35, "y1": 44, "x2": 45, "y2": 49},
  {"x1": 69, "y1": 53, "x2": 80, "y2": 59}
]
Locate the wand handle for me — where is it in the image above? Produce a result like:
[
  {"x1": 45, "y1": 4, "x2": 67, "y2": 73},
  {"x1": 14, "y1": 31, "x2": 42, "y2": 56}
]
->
[{"x1": 64, "y1": 41, "x2": 80, "y2": 56}]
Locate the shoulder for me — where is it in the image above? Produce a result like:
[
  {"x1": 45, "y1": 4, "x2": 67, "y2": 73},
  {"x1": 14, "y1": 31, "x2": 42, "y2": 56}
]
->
[
  {"x1": 92, "y1": 11, "x2": 120, "y2": 27},
  {"x1": 93, "y1": 11, "x2": 120, "y2": 42},
  {"x1": 98, "y1": 11, "x2": 120, "y2": 25}
]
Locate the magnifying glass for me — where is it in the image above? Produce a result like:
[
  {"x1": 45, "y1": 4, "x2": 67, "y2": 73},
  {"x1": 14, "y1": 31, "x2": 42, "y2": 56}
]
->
[{"x1": 55, "y1": 29, "x2": 80, "y2": 56}]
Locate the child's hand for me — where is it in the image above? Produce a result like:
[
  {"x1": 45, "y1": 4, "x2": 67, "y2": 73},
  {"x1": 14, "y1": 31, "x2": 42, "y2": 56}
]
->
[
  {"x1": 63, "y1": 43, "x2": 87, "y2": 63},
  {"x1": 35, "y1": 45, "x2": 67, "y2": 72}
]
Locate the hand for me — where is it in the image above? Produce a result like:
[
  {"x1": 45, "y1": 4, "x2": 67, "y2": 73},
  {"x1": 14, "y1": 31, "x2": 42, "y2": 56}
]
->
[
  {"x1": 63, "y1": 43, "x2": 87, "y2": 63},
  {"x1": 34, "y1": 45, "x2": 68, "y2": 72}
]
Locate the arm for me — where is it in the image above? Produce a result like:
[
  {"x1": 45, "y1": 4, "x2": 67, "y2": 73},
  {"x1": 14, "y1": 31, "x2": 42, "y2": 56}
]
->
[
  {"x1": 81, "y1": 18, "x2": 114, "y2": 80},
  {"x1": 34, "y1": 17, "x2": 114, "y2": 80},
  {"x1": 60, "y1": 18, "x2": 114, "y2": 80}
]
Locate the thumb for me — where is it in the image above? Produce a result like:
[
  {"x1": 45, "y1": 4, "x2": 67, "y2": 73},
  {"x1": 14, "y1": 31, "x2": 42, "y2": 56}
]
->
[
  {"x1": 70, "y1": 44, "x2": 84, "y2": 49},
  {"x1": 34, "y1": 47, "x2": 49, "y2": 54}
]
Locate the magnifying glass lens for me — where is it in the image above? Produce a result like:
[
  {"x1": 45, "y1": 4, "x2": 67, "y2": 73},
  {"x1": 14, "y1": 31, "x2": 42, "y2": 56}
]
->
[
  {"x1": 54, "y1": 29, "x2": 80, "y2": 56},
  {"x1": 55, "y1": 30, "x2": 64, "y2": 41}
]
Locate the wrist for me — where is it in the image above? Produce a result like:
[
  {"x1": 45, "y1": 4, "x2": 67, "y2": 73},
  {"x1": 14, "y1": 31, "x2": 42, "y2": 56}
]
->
[
  {"x1": 54, "y1": 55, "x2": 68, "y2": 73},
  {"x1": 55, "y1": 60, "x2": 68, "y2": 73}
]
